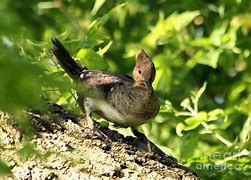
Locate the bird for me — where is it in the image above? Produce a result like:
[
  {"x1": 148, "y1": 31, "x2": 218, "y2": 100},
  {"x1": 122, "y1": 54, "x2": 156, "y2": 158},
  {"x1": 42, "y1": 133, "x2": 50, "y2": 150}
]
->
[{"x1": 51, "y1": 38, "x2": 160, "y2": 137}]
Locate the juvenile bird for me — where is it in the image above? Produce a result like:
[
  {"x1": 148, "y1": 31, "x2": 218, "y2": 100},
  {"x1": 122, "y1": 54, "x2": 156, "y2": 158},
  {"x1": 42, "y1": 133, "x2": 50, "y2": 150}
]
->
[{"x1": 51, "y1": 38, "x2": 159, "y2": 135}]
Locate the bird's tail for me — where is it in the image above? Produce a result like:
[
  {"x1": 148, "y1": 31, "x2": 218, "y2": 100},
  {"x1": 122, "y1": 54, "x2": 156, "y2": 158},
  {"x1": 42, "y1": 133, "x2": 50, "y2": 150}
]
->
[{"x1": 51, "y1": 38, "x2": 86, "y2": 80}]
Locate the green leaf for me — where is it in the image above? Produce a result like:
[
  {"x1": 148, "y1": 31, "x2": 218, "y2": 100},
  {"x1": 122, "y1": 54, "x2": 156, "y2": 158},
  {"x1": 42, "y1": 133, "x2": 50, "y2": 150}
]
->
[
  {"x1": 176, "y1": 112, "x2": 207, "y2": 136},
  {"x1": 76, "y1": 49, "x2": 108, "y2": 70},
  {"x1": 98, "y1": 41, "x2": 113, "y2": 57},
  {"x1": 190, "y1": 82, "x2": 207, "y2": 114},
  {"x1": 143, "y1": 11, "x2": 200, "y2": 46},
  {"x1": 210, "y1": 21, "x2": 228, "y2": 46},
  {"x1": 26, "y1": 39, "x2": 48, "y2": 47},
  {"x1": 190, "y1": 38, "x2": 214, "y2": 47},
  {"x1": 228, "y1": 82, "x2": 246, "y2": 102},
  {"x1": 154, "y1": 68, "x2": 171, "y2": 93},
  {"x1": 91, "y1": 0, "x2": 106, "y2": 16},
  {"x1": 189, "y1": 48, "x2": 222, "y2": 68},
  {"x1": 180, "y1": 98, "x2": 191, "y2": 109},
  {"x1": 239, "y1": 117, "x2": 250, "y2": 143},
  {"x1": 87, "y1": 3, "x2": 126, "y2": 37},
  {"x1": 174, "y1": 11, "x2": 200, "y2": 31},
  {"x1": 207, "y1": 109, "x2": 224, "y2": 122},
  {"x1": 0, "y1": 159, "x2": 11, "y2": 176},
  {"x1": 180, "y1": 133, "x2": 199, "y2": 159},
  {"x1": 196, "y1": 82, "x2": 207, "y2": 100},
  {"x1": 0, "y1": 61, "x2": 44, "y2": 114},
  {"x1": 79, "y1": 38, "x2": 99, "y2": 49},
  {"x1": 18, "y1": 143, "x2": 41, "y2": 160}
]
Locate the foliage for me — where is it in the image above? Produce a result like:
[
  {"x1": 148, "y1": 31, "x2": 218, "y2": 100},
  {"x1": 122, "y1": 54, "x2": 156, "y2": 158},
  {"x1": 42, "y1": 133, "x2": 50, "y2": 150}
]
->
[{"x1": 0, "y1": 0, "x2": 251, "y2": 179}]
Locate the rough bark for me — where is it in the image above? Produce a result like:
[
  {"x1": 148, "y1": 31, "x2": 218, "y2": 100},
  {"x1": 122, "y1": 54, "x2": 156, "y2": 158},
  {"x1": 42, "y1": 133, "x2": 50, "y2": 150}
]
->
[{"x1": 0, "y1": 103, "x2": 199, "y2": 180}]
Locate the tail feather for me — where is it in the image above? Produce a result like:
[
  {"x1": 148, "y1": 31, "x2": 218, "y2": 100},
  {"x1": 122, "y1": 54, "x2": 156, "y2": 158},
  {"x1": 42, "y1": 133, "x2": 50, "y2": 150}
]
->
[{"x1": 51, "y1": 38, "x2": 85, "y2": 80}]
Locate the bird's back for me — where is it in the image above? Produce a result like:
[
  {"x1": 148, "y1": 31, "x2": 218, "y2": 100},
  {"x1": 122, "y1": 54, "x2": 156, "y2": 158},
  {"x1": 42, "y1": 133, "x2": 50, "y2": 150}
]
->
[{"x1": 77, "y1": 70, "x2": 159, "y2": 127}]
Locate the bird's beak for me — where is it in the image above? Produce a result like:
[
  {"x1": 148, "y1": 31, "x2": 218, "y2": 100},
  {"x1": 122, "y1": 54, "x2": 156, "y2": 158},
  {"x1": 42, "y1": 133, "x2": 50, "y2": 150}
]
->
[{"x1": 145, "y1": 79, "x2": 154, "y2": 95}]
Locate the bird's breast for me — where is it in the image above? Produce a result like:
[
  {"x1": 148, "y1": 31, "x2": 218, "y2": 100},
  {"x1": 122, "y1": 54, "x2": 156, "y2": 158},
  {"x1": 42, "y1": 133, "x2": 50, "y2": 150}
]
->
[{"x1": 84, "y1": 85, "x2": 159, "y2": 127}]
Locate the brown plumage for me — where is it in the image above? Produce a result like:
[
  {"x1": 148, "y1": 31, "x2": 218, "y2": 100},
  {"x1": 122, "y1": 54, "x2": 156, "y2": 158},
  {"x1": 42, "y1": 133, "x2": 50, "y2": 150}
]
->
[{"x1": 51, "y1": 38, "x2": 159, "y2": 129}]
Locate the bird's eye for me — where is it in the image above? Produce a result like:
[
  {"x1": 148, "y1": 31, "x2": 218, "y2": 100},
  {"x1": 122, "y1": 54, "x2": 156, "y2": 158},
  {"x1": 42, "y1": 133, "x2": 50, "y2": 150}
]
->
[{"x1": 138, "y1": 69, "x2": 141, "y2": 74}]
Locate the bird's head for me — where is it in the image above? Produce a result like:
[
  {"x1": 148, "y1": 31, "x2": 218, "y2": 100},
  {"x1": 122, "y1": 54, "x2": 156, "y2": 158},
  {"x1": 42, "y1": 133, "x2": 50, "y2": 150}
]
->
[{"x1": 132, "y1": 50, "x2": 156, "y2": 86}]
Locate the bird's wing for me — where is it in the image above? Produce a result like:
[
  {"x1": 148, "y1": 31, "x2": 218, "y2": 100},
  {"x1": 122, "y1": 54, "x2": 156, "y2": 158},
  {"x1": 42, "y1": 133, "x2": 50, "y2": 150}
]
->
[{"x1": 78, "y1": 70, "x2": 133, "y2": 94}]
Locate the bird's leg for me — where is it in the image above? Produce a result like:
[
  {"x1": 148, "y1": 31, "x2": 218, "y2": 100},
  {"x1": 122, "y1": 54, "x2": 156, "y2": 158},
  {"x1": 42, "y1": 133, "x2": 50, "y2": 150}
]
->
[
  {"x1": 82, "y1": 105, "x2": 108, "y2": 138},
  {"x1": 131, "y1": 128, "x2": 168, "y2": 159},
  {"x1": 85, "y1": 112, "x2": 95, "y2": 130},
  {"x1": 131, "y1": 128, "x2": 151, "y2": 152},
  {"x1": 77, "y1": 100, "x2": 94, "y2": 129}
]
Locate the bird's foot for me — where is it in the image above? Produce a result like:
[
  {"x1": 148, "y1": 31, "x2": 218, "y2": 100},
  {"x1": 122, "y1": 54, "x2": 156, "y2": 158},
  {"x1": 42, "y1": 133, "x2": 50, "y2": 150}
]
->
[
  {"x1": 92, "y1": 122, "x2": 109, "y2": 139},
  {"x1": 78, "y1": 116, "x2": 109, "y2": 139},
  {"x1": 131, "y1": 128, "x2": 169, "y2": 159}
]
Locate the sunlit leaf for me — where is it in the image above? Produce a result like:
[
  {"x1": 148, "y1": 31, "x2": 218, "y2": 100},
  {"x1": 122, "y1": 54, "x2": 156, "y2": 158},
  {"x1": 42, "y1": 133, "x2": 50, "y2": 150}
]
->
[
  {"x1": 26, "y1": 39, "x2": 48, "y2": 47},
  {"x1": 143, "y1": 11, "x2": 200, "y2": 47},
  {"x1": 91, "y1": 0, "x2": 106, "y2": 16},
  {"x1": 189, "y1": 49, "x2": 222, "y2": 68},
  {"x1": 191, "y1": 82, "x2": 207, "y2": 106},
  {"x1": 239, "y1": 117, "x2": 250, "y2": 143},
  {"x1": 87, "y1": 3, "x2": 125, "y2": 37},
  {"x1": 76, "y1": 48, "x2": 108, "y2": 70},
  {"x1": 191, "y1": 38, "x2": 214, "y2": 47},
  {"x1": 210, "y1": 21, "x2": 228, "y2": 46},
  {"x1": 207, "y1": 109, "x2": 224, "y2": 122},
  {"x1": 176, "y1": 118, "x2": 201, "y2": 136},
  {"x1": 98, "y1": 41, "x2": 113, "y2": 57},
  {"x1": 180, "y1": 98, "x2": 191, "y2": 109}
]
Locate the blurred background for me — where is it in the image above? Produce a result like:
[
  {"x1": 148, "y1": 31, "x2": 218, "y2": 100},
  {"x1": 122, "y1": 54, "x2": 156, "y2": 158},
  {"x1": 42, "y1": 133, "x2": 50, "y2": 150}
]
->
[{"x1": 0, "y1": 0, "x2": 250, "y2": 179}]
